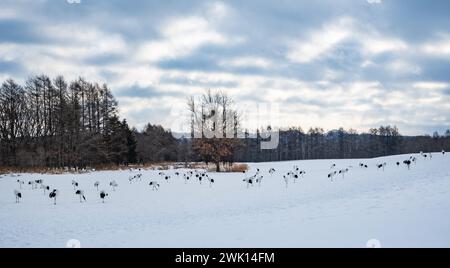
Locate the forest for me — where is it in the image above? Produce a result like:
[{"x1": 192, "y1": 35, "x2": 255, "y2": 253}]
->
[{"x1": 1, "y1": 76, "x2": 449, "y2": 170}]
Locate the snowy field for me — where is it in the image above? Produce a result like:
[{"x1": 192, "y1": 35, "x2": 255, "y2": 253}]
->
[{"x1": 1, "y1": 153, "x2": 450, "y2": 248}]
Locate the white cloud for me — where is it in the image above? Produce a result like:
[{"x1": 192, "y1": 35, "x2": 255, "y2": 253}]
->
[
  {"x1": 287, "y1": 17, "x2": 354, "y2": 63},
  {"x1": 135, "y1": 2, "x2": 243, "y2": 63},
  {"x1": 422, "y1": 34, "x2": 450, "y2": 56},
  {"x1": 0, "y1": 42, "x2": 110, "y2": 83},
  {"x1": 386, "y1": 60, "x2": 421, "y2": 75},
  {"x1": 219, "y1": 57, "x2": 273, "y2": 69},
  {"x1": 361, "y1": 60, "x2": 376, "y2": 68},
  {"x1": 361, "y1": 37, "x2": 408, "y2": 54},
  {"x1": 413, "y1": 82, "x2": 449, "y2": 90},
  {"x1": 42, "y1": 25, "x2": 128, "y2": 59},
  {"x1": 135, "y1": 16, "x2": 227, "y2": 62},
  {"x1": 287, "y1": 17, "x2": 409, "y2": 63},
  {"x1": 367, "y1": 0, "x2": 382, "y2": 4},
  {"x1": 205, "y1": 2, "x2": 229, "y2": 20},
  {"x1": 0, "y1": 24, "x2": 130, "y2": 83}
]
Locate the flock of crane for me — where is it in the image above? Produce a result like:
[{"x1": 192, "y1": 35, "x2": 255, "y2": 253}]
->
[
  {"x1": 11, "y1": 169, "x2": 217, "y2": 205},
  {"x1": 9, "y1": 150, "x2": 446, "y2": 205}
]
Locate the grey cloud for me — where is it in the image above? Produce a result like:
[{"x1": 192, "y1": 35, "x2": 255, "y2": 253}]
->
[
  {"x1": 116, "y1": 84, "x2": 181, "y2": 98},
  {"x1": 0, "y1": 60, "x2": 23, "y2": 74},
  {"x1": 0, "y1": 20, "x2": 44, "y2": 44},
  {"x1": 158, "y1": 75, "x2": 238, "y2": 89},
  {"x1": 1, "y1": 0, "x2": 450, "y2": 134}
]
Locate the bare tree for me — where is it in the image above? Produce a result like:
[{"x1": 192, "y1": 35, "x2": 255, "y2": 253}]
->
[{"x1": 188, "y1": 90, "x2": 242, "y2": 172}]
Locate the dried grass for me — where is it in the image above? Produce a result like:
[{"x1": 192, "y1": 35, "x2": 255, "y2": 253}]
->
[{"x1": 0, "y1": 162, "x2": 248, "y2": 175}]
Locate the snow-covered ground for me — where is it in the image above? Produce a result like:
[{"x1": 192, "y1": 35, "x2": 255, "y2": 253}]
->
[{"x1": 1, "y1": 153, "x2": 450, "y2": 248}]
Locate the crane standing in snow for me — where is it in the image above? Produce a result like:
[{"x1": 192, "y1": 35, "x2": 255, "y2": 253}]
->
[
  {"x1": 403, "y1": 160, "x2": 412, "y2": 170},
  {"x1": 49, "y1": 189, "x2": 59, "y2": 205},
  {"x1": 14, "y1": 190, "x2": 22, "y2": 203},
  {"x1": 377, "y1": 163, "x2": 387, "y2": 171},
  {"x1": 149, "y1": 181, "x2": 160, "y2": 190},
  {"x1": 243, "y1": 177, "x2": 254, "y2": 188},
  {"x1": 41, "y1": 184, "x2": 50, "y2": 195},
  {"x1": 269, "y1": 168, "x2": 276, "y2": 175},
  {"x1": 207, "y1": 176, "x2": 215, "y2": 188},
  {"x1": 339, "y1": 168, "x2": 349, "y2": 178},
  {"x1": 282, "y1": 174, "x2": 289, "y2": 188},
  {"x1": 100, "y1": 191, "x2": 108, "y2": 203},
  {"x1": 71, "y1": 180, "x2": 79, "y2": 190},
  {"x1": 110, "y1": 180, "x2": 118, "y2": 191},
  {"x1": 75, "y1": 190, "x2": 86, "y2": 203},
  {"x1": 328, "y1": 171, "x2": 337, "y2": 182},
  {"x1": 94, "y1": 181, "x2": 100, "y2": 191},
  {"x1": 183, "y1": 173, "x2": 190, "y2": 184},
  {"x1": 17, "y1": 180, "x2": 24, "y2": 189}
]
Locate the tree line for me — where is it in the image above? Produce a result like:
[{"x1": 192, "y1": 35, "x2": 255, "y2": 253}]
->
[
  {"x1": 2, "y1": 77, "x2": 450, "y2": 171},
  {"x1": 134, "y1": 120, "x2": 450, "y2": 171},
  {"x1": 234, "y1": 126, "x2": 450, "y2": 163},
  {"x1": 0, "y1": 76, "x2": 136, "y2": 168}
]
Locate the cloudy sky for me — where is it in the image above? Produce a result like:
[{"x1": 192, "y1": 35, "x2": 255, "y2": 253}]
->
[{"x1": 1, "y1": 0, "x2": 450, "y2": 135}]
